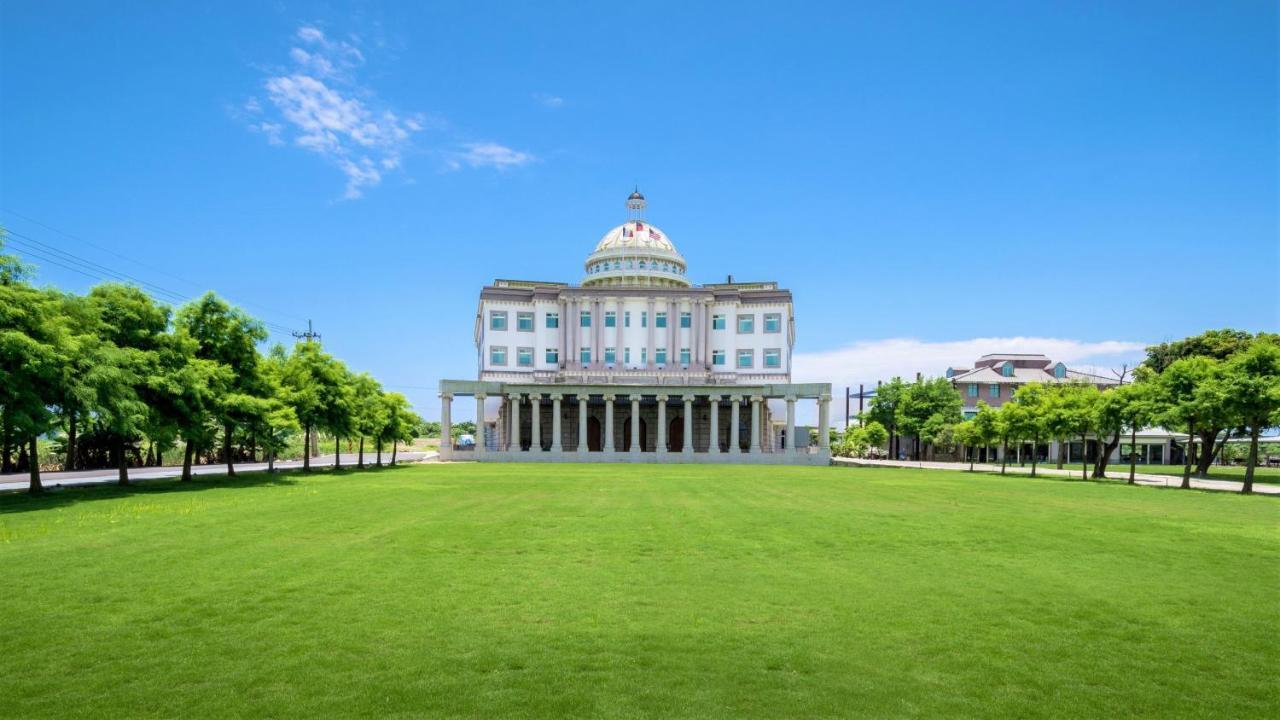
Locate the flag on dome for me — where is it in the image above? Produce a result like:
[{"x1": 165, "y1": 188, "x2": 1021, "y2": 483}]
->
[
  {"x1": 648, "y1": 228, "x2": 661, "y2": 240},
  {"x1": 621, "y1": 226, "x2": 632, "y2": 237},
  {"x1": 635, "y1": 222, "x2": 644, "y2": 231}
]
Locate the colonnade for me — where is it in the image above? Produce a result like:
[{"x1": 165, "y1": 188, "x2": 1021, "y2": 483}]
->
[{"x1": 560, "y1": 295, "x2": 715, "y2": 371}]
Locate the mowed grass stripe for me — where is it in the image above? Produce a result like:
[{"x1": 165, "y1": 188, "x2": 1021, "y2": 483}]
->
[{"x1": 1, "y1": 463, "x2": 1276, "y2": 718}]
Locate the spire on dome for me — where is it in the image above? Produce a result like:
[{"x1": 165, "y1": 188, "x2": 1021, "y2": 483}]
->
[{"x1": 626, "y1": 187, "x2": 646, "y2": 219}]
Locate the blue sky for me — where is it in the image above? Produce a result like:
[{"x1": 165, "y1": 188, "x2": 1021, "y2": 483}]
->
[{"x1": 2, "y1": 1, "x2": 1276, "y2": 420}]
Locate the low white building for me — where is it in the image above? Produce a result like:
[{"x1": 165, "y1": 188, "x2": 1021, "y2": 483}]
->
[{"x1": 438, "y1": 191, "x2": 831, "y2": 464}]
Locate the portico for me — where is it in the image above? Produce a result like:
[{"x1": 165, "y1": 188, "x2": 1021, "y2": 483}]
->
[{"x1": 438, "y1": 380, "x2": 831, "y2": 465}]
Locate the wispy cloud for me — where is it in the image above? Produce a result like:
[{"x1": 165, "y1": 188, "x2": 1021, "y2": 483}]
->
[
  {"x1": 447, "y1": 142, "x2": 534, "y2": 171},
  {"x1": 793, "y1": 336, "x2": 1146, "y2": 389},
  {"x1": 533, "y1": 92, "x2": 564, "y2": 108},
  {"x1": 243, "y1": 25, "x2": 534, "y2": 199}
]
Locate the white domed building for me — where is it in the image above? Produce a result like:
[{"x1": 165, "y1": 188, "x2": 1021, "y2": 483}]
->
[{"x1": 438, "y1": 191, "x2": 830, "y2": 465}]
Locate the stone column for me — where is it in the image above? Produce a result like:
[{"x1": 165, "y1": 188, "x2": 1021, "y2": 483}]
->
[
  {"x1": 785, "y1": 395, "x2": 797, "y2": 454},
  {"x1": 750, "y1": 395, "x2": 762, "y2": 453},
  {"x1": 529, "y1": 393, "x2": 542, "y2": 451},
  {"x1": 656, "y1": 395, "x2": 668, "y2": 456},
  {"x1": 682, "y1": 394, "x2": 694, "y2": 458},
  {"x1": 646, "y1": 297, "x2": 656, "y2": 369},
  {"x1": 629, "y1": 394, "x2": 641, "y2": 454},
  {"x1": 551, "y1": 394, "x2": 563, "y2": 452},
  {"x1": 818, "y1": 393, "x2": 831, "y2": 450},
  {"x1": 729, "y1": 395, "x2": 741, "y2": 455},
  {"x1": 709, "y1": 394, "x2": 721, "y2": 454},
  {"x1": 578, "y1": 396, "x2": 589, "y2": 455},
  {"x1": 440, "y1": 392, "x2": 453, "y2": 460},
  {"x1": 603, "y1": 394, "x2": 616, "y2": 452},
  {"x1": 508, "y1": 393, "x2": 521, "y2": 451},
  {"x1": 474, "y1": 393, "x2": 486, "y2": 457}
]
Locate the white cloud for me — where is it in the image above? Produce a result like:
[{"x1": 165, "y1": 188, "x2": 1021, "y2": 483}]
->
[
  {"x1": 448, "y1": 142, "x2": 534, "y2": 170},
  {"x1": 297, "y1": 26, "x2": 326, "y2": 44},
  {"x1": 533, "y1": 92, "x2": 564, "y2": 108},
  {"x1": 793, "y1": 336, "x2": 1146, "y2": 389}
]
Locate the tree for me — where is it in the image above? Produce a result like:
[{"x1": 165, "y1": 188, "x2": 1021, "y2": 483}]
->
[
  {"x1": 176, "y1": 293, "x2": 268, "y2": 478},
  {"x1": 1221, "y1": 339, "x2": 1280, "y2": 494},
  {"x1": 992, "y1": 404, "x2": 1016, "y2": 474},
  {"x1": 953, "y1": 420, "x2": 978, "y2": 471},
  {"x1": 280, "y1": 342, "x2": 350, "y2": 472},
  {"x1": 896, "y1": 378, "x2": 962, "y2": 460},
  {"x1": 1142, "y1": 329, "x2": 1279, "y2": 477},
  {"x1": 865, "y1": 378, "x2": 906, "y2": 459},
  {"x1": 862, "y1": 421, "x2": 888, "y2": 454},
  {"x1": 351, "y1": 373, "x2": 387, "y2": 469},
  {"x1": 255, "y1": 344, "x2": 299, "y2": 473},
  {"x1": 0, "y1": 279, "x2": 66, "y2": 493},
  {"x1": 1053, "y1": 383, "x2": 1101, "y2": 481},
  {"x1": 1153, "y1": 356, "x2": 1224, "y2": 490},
  {"x1": 969, "y1": 402, "x2": 1000, "y2": 471},
  {"x1": 1113, "y1": 381, "x2": 1158, "y2": 484},
  {"x1": 375, "y1": 392, "x2": 420, "y2": 465},
  {"x1": 1010, "y1": 384, "x2": 1050, "y2": 477}
]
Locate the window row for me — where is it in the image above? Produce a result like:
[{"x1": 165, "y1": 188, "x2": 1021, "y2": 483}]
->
[
  {"x1": 488, "y1": 346, "x2": 783, "y2": 369},
  {"x1": 586, "y1": 260, "x2": 685, "y2": 275},
  {"x1": 490, "y1": 309, "x2": 784, "y2": 333},
  {"x1": 966, "y1": 383, "x2": 1004, "y2": 399}
]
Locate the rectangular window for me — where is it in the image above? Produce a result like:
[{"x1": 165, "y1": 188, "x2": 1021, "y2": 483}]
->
[
  {"x1": 737, "y1": 314, "x2": 755, "y2": 334},
  {"x1": 656, "y1": 312, "x2": 668, "y2": 328},
  {"x1": 967, "y1": 383, "x2": 978, "y2": 398},
  {"x1": 489, "y1": 346, "x2": 507, "y2": 365},
  {"x1": 516, "y1": 347, "x2": 533, "y2": 367},
  {"x1": 764, "y1": 313, "x2": 781, "y2": 333},
  {"x1": 605, "y1": 311, "x2": 617, "y2": 328},
  {"x1": 655, "y1": 348, "x2": 667, "y2": 365},
  {"x1": 763, "y1": 348, "x2": 781, "y2": 368},
  {"x1": 679, "y1": 348, "x2": 691, "y2": 365},
  {"x1": 580, "y1": 346, "x2": 592, "y2": 364},
  {"x1": 712, "y1": 314, "x2": 726, "y2": 330},
  {"x1": 605, "y1": 347, "x2": 616, "y2": 364},
  {"x1": 736, "y1": 349, "x2": 754, "y2": 368},
  {"x1": 545, "y1": 312, "x2": 559, "y2": 329},
  {"x1": 680, "y1": 312, "x2": 691, "y2": 328},
  {"x1": 545, "y1": 348, "x2": 559, "y2": 365},
  {"x1": 641, "y1": 347, "x2": 648, "y2": 364},
  {"x1": 989, "y1": 384, "x2": 1000, "y2": 398},
  {"x1": 489, "y1": 311, "x2": 508, "y2": 331},
  {"x1": 624, "y1": 347, "x2": 631, "y2": 364},
  {"x1": 712, "y1": 350, "x2": 726, "y2": 366},
  {"x1": 624, "y1": 311, "x2": 631, "y2": 327},
  {"x1": 516, "y1": 312, "x2": 534, "y2": 332},
  {"x1": 641, "y1": 311, "x2": 648, "y2": 328},
  {"x1": 580, "y1": 310, "x2": 591, "y2": 327}
]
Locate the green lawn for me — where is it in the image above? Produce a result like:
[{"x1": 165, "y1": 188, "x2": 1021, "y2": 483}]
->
[
  {"x1": 1121, "y1": 463, "x2": 1280, "y2": 482},
  {"x1": 2, "y1": 464, "x2": 1277, "y2": 718}
]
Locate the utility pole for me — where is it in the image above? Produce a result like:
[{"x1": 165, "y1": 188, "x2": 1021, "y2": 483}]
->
[
  {"x1": 292, "y1": 319, "x2": 321, "y2": 344},
  {"x1": 292, "y1": 320, "x2": 322, "y2": 458}
]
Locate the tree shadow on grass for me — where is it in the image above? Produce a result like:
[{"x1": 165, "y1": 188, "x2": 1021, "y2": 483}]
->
[
  {"x1": 970, "y1": 468, "x2": 1276, "y2": 498},
  {"x1": 0, "y1": 470, "x2": 300, "y2": 515}
]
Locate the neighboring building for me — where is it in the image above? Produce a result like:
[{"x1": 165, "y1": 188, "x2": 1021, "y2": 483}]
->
[
  {"x1": 438, "y1": 191, "x2": 832, "y2": 463},
  {"x1": 947, "y1": 353, "x2": 1121, "y2": 419}
]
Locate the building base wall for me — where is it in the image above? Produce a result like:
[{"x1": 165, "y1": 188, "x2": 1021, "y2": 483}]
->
[{"x1": 452, "y1": 449, "x2": 831, "y2": 465}]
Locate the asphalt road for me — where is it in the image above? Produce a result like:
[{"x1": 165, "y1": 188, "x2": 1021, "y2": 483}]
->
[{"x1": 0, "y1": 451, "x2": 434, "y2": 493}]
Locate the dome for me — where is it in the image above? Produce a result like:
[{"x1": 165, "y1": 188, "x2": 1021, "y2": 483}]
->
[{"x1": 583, "y1": 219, "x2": 691, "y2": 288}]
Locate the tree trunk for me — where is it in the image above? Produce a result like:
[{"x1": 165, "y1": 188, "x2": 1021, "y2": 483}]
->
[
  {"x1": 376, "y1": 440, "x2": 383, "y2": 467},
  {"x1": 182, "y1": 438, "x2": 194, "y2": 482},
  {"x1": 1194, "y1": 428, "x2": 1222, "y2": 478},
  {"x1": 1242, "y1": 425, "x2": 1259, "y2": 495},
  {"x1": 1056, "y1": 440, "x2": 1065, "y2": 470},
  {"x1": 968, "y1": 445, "x2": 974, "y2": 472},
  {"x1": 1128, "y1": 426, "x2": 1138, "y2": 484},
  {"x1": 310, "y1": 428, "x2": 319, "y2": 457},
  {"x1": 66, "y1": 408, "x2": 78, "y2": 471},
  {"x1": 334, "y1": 436, "x2": 341, "y2": 470},
  {"x1": 358, "y1": 437, "x2": 365, "y2": 469},
  {"x1": 268, "y1": 444, "x2": 276, "y2": 474},
  {"x1": 1181, "y1": 422, "x2": 1194, "y2": 489},
  {"x1": 1030, "y1": 438, "x2": 1039, "y2": 477},
  {"x1": 1000, "y1": 440, "x2": 1008, "y2": 474},
  {"x1": 223, "y1": 422, "x2": 236, "y2": 478},
  {"x1": 1080, "y1": 433, "x2": 1089, "y2": 481},
  {"x1": 249, "y1": 434, "x2": 257, "y2": 463},
  {"x1": 1093, "y1": 429, "x2": 1121, "y2": 479},
  {"x1": 392, "y1": 439, "x2": 398, "y2": 465},
  {"x1": 303, "y1": 426, "x2": 312, "y2": 471},
  {"x1": 28, "y1": 436, "x2": 43, "y2": 494},
  {"x1": 117, "y1": 437, "x2": 129, "y2": 486}
]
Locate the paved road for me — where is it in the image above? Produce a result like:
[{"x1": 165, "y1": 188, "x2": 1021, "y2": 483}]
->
[
  {"x1": 833, "y1": 457, "x2": 1280, "y2": 495},
  {"x1": 0, "y1": 451, "x2": 435, "y2": 493}
]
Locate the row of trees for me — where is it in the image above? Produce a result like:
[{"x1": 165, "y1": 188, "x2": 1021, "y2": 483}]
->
[
  {"x1": 950, "y1": 331, "x2": 1279, "y2": 494},
  {"x1": 1, "y1": 239, "x2": 421, "y2": 494}
]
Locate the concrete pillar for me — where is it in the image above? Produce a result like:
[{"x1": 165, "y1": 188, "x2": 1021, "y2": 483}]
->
[
  {"x1": 646, "y1": 297, "x2": 656, "y2": 369},
  {"x1": 603, "y1": 394, "x2": 616, "y2": 452},
  {"x1": 567, "y1": 298, "x2": 577, "y2": 369},
  {"x1": 730, "y1": 396, "x2": 741, "y2": 454},
  {"x1": 750, "y1": 395, "x2": 762, "y2": 453},
  {"x1": 550, "y1": 394, "x2": 563, "y2": 452},
  {"x1": 474, "y1": 393, "x2": 486, "y2": 457},
  {"x1": 785, "y1": 395, "x2": 797, "y2": 453},
  {"x1": 656, "y1": 395, "x2": 668, "y2": 456},
  {"x1": 629, "y1": 394, "x2": 641, "y2": 453},
  {"x1": 440, "y1": 392, "x2": 453, "y2": 460},
  {"x1": 507, "y1": 393, "x2": 521, "y2": 451},
  {"x1": 818, "y1": 393, "x2": 831, "y2": 449},
  {"x1": 578, "y1": 396, "x2": 589, "y2": 455},
  {"x1": 682, "y1": 395, "x2": 694, "y2": 457},
  {"x1": 709, "y1": 394, "x2": 721, "y2": 454},
  {"x1": 529, "y1": 393, "x2": 542, "y2": 451}
]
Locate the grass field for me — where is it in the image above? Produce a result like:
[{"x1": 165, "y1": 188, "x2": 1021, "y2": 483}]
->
[
  {"x1": 1121, "y1": 463, "x2": 1280, "y2": 482},
  {"x1": 2, "y1": 464, "x2": 1277, "y2": 718}
]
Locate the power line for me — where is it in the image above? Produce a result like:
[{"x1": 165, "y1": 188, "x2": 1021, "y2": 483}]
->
[
  {"x1": 0, "y1": 208, "x2": 310, "y2": 325},
  {"x1": 2, "y1": 228, "x2": 300, "y2": 339}
]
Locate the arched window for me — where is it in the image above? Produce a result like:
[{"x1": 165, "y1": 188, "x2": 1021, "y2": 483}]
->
[
  {"x1": 1002, "y1": 363, "x2": 1015, "y2": 378},
  {"x1": 1054, "y1": 363, "x2": 1067, "y2": 379}
]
